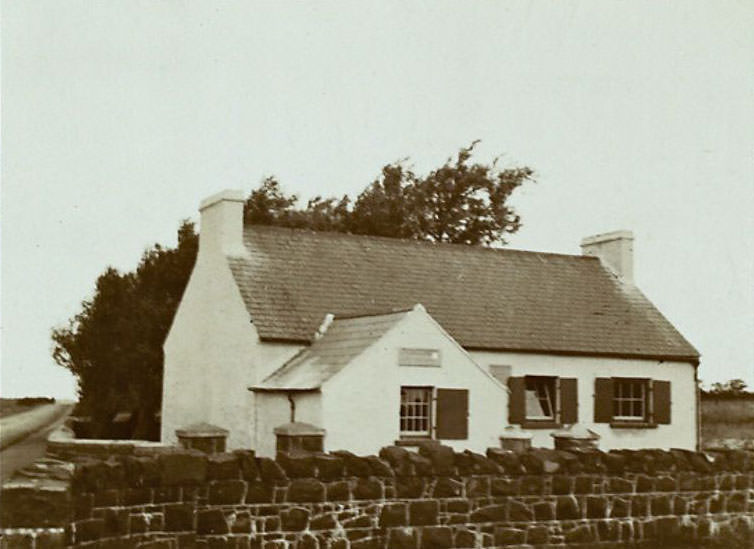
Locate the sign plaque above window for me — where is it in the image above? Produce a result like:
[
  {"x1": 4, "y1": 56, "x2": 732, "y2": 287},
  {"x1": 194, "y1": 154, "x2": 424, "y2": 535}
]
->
[{"x1": 399, "y1": 348, "x2": 441, "y2": 367}]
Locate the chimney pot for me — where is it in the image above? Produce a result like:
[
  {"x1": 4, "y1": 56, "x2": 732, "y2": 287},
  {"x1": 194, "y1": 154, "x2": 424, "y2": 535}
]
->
[{"x1": 580, "y1": 230, "x2": 634, "y2": 284}]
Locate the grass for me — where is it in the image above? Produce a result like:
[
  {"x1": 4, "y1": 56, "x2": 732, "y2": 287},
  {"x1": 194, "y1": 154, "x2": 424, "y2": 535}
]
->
[
  {"x1": 701, "y1": 397, "x2": 754, "y2": 444},
  {"x1": 0, "y1": 397, "x2": 56, "y2": 418}
]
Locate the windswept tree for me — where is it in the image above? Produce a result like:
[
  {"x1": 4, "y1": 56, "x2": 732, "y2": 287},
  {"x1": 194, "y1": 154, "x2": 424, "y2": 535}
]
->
[
  {"x1": 53, "y1": 144, "x2": 533, "y2": 438},
  {"x1": 244, "y1": 142, "x2": 535, "y2": 245},
  {"x1": 52, "y1": 222, "x2": 198, "y2": 439},
  {"x1": 359, "y1": 142, "x2": 532, "y2": 245}
]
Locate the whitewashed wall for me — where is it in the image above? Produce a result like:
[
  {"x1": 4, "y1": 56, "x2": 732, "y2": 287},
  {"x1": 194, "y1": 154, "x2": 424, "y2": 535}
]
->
[
  {"x1": 161, "y1": 250, "x2": 302, "y2": 449},
  {"x1": 254, "y1": 342, "x2": 305, "y2": 384},
  {"x1": 319, "y1": 310, "x2": 509, "y2": 455},
  {"x1": 253, "y1": 391, "x2": 322, "y2": 457},
  {"x1": 161, "y1": 247, "x2": 257, "y2": 448},
  {"x1": 162, "y1": 194, "x2": 303, "y2": 450},
  {"x1": 471, "y1": 351, "x2": 697, "y2": 450}
]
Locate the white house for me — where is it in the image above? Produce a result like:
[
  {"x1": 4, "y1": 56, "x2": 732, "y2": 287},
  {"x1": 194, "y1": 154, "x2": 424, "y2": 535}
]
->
[{"x1": 161, "y1": 190, "x2": 700, "y2": 456}]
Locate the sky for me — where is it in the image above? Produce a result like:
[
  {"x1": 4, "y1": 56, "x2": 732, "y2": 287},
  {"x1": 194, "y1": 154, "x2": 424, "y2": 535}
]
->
[{"x1": 2, "y1": 1, "x2": 752, "y2": 399}]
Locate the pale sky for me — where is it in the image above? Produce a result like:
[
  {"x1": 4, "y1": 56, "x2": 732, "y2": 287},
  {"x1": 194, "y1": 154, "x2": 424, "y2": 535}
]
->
[{"x1": 2, "y1": 1, "x2": 753, "y2": 399}]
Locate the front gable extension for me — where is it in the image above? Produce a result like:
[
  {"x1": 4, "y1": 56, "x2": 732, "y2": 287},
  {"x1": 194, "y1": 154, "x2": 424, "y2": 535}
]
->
[{"x1": 251, "y1": 305, "x2": 508, "y2": 456}]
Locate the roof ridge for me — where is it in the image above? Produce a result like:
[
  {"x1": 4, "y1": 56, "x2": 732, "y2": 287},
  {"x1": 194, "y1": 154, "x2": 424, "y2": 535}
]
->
[
  {"x1": 333, "y1": 308, "x2": 414, "y2": 321},
  {"x1": 241, "y1": 224, "x2": 596, "y2": 262}
]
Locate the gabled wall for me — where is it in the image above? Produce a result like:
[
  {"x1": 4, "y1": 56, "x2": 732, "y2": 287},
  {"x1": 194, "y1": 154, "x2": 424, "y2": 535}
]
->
[
  {"x1": 471, "y1": 351, "x2": 697, "y2": 450},
  {"x1": 161, "y1": 246, "x2": 256, "y2": 448},
  {"x1": 161, "y1": 192, "x2": 303, "y2": 451},
  {"x1": 319, "y1": 309, "x2": 508, "y2": 455},
  {"x1": 161, "y1": 244, "x2": 301, "y2": 450}
]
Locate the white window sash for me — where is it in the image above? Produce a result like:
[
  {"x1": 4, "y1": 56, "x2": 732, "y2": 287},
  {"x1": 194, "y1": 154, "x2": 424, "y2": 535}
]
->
[
  {"x1": 400, "y1": 386, "x2": 433, "y2": 437},
  {"x1": 613, "y1": 379, "x2": 649, "y2": 420}
]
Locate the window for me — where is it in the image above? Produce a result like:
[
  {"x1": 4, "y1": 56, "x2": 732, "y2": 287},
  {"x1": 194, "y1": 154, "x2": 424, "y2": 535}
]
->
[
  {"x1": 524, "y1": 376, "x2": 557, "y2": 420},
  {"x1": 400, "y1": 386, "x2": 432, "y2": 437},
  {"x1": 594, "y1": 377, "x2": 671, "y2": 427},
  {"x1": 398, "y1": 386, "x2": 470, "y2": 440},
  {"x1": 508, "y1": 376, "x2": 578, "y2": 428},
  {"x1": 613, "y1": 378, "x2": 648, "y2": 420}
]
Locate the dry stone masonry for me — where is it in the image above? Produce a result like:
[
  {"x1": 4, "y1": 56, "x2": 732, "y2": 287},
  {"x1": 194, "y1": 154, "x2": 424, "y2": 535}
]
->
[{"x1": 1, "y1": 445, "x2": 753, "y2": 548}]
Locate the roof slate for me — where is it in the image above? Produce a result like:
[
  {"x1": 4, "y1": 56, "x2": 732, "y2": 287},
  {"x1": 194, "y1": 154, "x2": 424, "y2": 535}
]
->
[
  {"x1": 227, "y1": 226, "x2": 698, "y2": 361},
  {"x1": 255, "y1": 310, "x2": 409, "y2": 390}
]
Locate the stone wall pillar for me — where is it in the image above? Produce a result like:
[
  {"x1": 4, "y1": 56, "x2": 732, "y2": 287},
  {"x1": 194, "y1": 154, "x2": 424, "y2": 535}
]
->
[
  {"x1": 176, "y1": 422, "x2": 228, "y2": 453},
  {"x1": 274, "y1": 422, "x2": 325, "y2": 455},
  {"x1": 499, "y1": 425, "x2": 532, "y2": 453},
  {"x1": 551, "y1": 424, "x2": 601, "y2": 450}
]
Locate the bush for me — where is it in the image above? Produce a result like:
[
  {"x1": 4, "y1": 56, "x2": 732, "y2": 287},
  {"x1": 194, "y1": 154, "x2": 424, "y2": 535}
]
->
[{"x1": 17, "y1": 397, "x2": 56, "y2": 406}]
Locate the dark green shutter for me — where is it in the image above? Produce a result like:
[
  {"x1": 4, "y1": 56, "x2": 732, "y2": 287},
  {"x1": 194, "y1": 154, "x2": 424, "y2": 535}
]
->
[
  {"x1": 436, "y1": 389, "x2": 468, "y2": 440},
  {"x1": 560, "y1": 378, "x2": 578, "y2": 424},
  {"x1": 508, "y1": 377, "x2": 525, "y2": 424},
  {"x1": 594, "y1": 378, "x2": 613, "y2": 423},
  {"x1": 653, "y1": 380, "x2": 671, "y2": 424}
]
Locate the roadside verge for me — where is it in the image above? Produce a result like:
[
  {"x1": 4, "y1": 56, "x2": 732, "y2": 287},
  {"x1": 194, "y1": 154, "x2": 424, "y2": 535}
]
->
[{"x1": 0, "y1": 403, "x2": 72, "y2": 451}]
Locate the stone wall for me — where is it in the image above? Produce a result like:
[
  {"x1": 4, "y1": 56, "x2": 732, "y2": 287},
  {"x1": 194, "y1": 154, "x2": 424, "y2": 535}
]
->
[{"x1": 1, "y1": 446, "x2": 753, "y2": 548}]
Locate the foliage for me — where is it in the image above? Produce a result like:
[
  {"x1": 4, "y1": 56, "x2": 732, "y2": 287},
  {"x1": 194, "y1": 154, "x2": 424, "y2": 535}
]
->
[
  {"x1": 52, "y1": 221, "x2": 198, "y2": 439},
  {"x1": 0, "y1": 397, "x2": 56, "y2": 419},
  {"x1": 244, "y1": 142, "x2": 534, "y2": 245},
  {"x1": 17, "y1": 397, "x2": 56, "y2": 406},
  {"x1": 244, "y1": 177, "x2": 352, "y2": 233},
  {"x1": 52, "y1": 144, "x2": 532, "y2": 439},
  {"x1": 707, "y1": 379, "x2": 750, "y2": 396}
]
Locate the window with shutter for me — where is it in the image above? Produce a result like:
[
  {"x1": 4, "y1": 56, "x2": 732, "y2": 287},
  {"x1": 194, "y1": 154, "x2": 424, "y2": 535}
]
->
[
  {"x1": 594, "y1": 377, "x2": 670, "y2": 427},
  {"x1": 509, "y1": 376, "x2": 563, "y2": 428},
  {"x1": 435, "y1": 389, "x2": 468, "y2": 440}
]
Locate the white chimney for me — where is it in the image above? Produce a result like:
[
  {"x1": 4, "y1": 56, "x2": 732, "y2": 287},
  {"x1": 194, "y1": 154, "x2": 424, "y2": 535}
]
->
[
  {"x1": 580, "y1": 230, "x2": 634, "y2": 284},
  {"x1": 198, "y1": 189, "x2": 246, "y2": 256}
]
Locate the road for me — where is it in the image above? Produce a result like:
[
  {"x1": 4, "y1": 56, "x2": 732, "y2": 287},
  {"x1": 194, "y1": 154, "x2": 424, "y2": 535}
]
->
[{"x1": 0, "y1": 406, "x2": 73, "y2": 482}]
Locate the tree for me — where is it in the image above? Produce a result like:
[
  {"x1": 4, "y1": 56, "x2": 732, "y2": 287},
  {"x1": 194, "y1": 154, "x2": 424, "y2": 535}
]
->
[
  {"x1": 244, "y1": 142, "x2": 534, "y2": 245},
  {"x1": 396, "y1": 142, "x2": 532, "y2": 245},
  {"x1": 52, "y1": 222, "x2": 198, "y2": 439},
  {"x1": 53, "y1": 144, "x2": 532, "y2": 438},
  {"x1": 709, "y1": 379, "x2": 749, "y2": 395},
  {"x1": 244, "y1": 176, "x2": 352, "y2": 233}
]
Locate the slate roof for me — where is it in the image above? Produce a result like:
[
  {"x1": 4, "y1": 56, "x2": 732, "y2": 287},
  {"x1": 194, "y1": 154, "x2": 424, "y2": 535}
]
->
[
  {"x1": 254, "y1": 310, "x2": 409, "y2": 390},
  {"x1": 227, "y1": 226, "x2": 699, "y2": 362}
]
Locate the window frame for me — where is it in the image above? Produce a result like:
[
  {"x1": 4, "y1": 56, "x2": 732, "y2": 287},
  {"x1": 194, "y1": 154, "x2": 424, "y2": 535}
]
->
[
  {"x1": 612, "y1": 377, "x2": 650, "y2": 421},
  {"x1": 524, "y1": 375, "x2": 559, "y2": 422},
  {"x1": 609, "y1": 377, "x2": 656, "y2": 428},
  {"x1": 399, "y1": 385, "x2": 434, "y2": 439}
]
